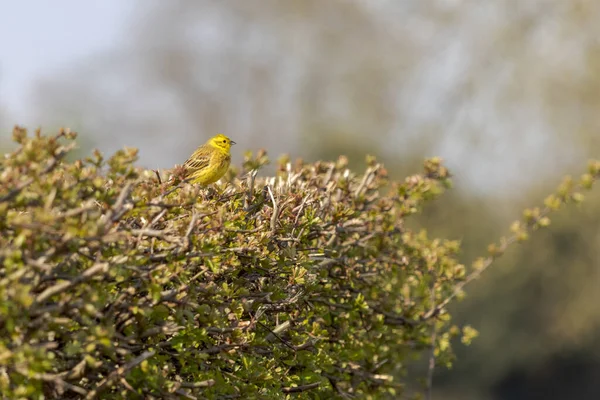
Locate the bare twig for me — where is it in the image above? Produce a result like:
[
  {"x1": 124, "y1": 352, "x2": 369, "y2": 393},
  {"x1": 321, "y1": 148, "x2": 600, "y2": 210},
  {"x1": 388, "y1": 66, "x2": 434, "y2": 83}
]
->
[
  {"x1": 34, "y1": 263, "x2": 109, "y2": 304},
  {"x1": 85, "y1": 350, "x2": 156, "y2": 399},
  {"x1": 179, "y1": 379, "x2": 215, "y2": 389},
  {"x1": 322, "y1": 373, "x2": 354, "y2": 399},
  {"x1": 425, "y1": 283, "x2": 438, "y2": 400},
  {"x1": 354, "y1": 165, "x2": 379, "y2": 198},
  {"x1": 291, "y1": 195, "x2": 309, "y2": 237},
  {"x1": 244, "y1": 169, "x2": 258, "y2": 210},
  {"x1": 266, "y1": 185, "x2": 279, "y2": 233},
  {"x1": 185, "y1": 211, "x2": 199, "y2": 239},
  {"x1": 257, "y1": 321, "x2": 296, "y2": 352},
  {"x1": 100, "y1": 181, "x2": 135, "y2": 230},
  {"x1": 154, "y1": 169, "x2": 162, "y2": 184},
  {"x1": 422, "y1": 236, "x2": 516, "y2": 320},
  {"x1": 282, "y1": 382, "x2": 320, "y2": 393},
  {"x1": 14, "y1": 366, "x2": 87, "y2": 396},
  {"x1": 265, "y1": 320, "x2": 292, "y2": 343}
]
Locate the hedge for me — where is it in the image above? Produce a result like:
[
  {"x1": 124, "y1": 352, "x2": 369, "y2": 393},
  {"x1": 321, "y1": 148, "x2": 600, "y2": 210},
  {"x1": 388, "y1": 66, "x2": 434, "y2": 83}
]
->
[{"x1": 0, "y1": 127, "x2": 597, "y2": 399}]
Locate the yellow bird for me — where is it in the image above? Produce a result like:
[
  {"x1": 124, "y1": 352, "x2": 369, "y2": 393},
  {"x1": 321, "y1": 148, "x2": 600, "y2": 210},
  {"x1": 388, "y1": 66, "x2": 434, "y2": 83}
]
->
[{"x1": 182, "y1": 134, "x2": 236, "y2": 185}]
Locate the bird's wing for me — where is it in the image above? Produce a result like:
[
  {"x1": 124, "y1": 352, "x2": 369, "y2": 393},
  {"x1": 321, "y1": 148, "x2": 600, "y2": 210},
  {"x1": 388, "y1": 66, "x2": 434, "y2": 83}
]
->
[
  {"x1": 184, "y1": 155, "x2": 210, "y2": 171},
  {"x1": 183, "y1": 147, "x2": 211, "y2": 171}
]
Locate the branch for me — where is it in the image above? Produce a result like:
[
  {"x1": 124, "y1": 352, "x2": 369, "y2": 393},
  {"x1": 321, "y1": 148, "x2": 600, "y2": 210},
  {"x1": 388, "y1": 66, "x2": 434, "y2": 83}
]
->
[
  {"x1": 266, "y1": 184, "x2": 279, "y2": 233},
  {"x1": 85, "y1": 350, "x2": 156, "y2": 399},
  {"x1": 34, "y1": 262, "x2": 109, "y2": 304},
  {"x1": 282, "y1": 382, "x2": 320, "y2": 393},
  {"x1": 0, "y1": 142, "x2": 74, "y2": 203},
  {"x1": 424, "y1": 167, "x2": 600, "y2": 320}
]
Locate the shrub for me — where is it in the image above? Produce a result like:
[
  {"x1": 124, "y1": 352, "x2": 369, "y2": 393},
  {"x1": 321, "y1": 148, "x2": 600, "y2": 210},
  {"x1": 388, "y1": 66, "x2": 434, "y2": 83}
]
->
[{"x1": 0, "y1": 127, "x2": 597, "y2": 399}]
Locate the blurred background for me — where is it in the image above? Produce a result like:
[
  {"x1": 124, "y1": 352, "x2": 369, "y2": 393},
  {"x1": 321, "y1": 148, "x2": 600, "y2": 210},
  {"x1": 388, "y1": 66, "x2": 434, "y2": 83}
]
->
[{"x1": 1, "y1": 1, "x2": 599, "y2": 398}]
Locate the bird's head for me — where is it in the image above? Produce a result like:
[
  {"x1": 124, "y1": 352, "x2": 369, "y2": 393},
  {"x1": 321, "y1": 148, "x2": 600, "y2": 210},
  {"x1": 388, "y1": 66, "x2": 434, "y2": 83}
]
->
[{"x1": 208, "y1": 134, "x2": 236, "y2": 152}]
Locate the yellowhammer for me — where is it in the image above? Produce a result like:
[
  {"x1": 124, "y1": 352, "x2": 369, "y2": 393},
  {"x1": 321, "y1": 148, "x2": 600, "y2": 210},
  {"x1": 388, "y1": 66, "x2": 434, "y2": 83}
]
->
[{"x1": 181, "y1": 134, "x2": 236, "y2": 185}]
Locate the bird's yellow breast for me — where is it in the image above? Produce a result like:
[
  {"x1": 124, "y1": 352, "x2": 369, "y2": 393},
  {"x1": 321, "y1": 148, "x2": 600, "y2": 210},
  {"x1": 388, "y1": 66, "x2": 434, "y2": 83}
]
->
[{"x1": 189, "y1": 152, "x2": 231, "y2": 185}]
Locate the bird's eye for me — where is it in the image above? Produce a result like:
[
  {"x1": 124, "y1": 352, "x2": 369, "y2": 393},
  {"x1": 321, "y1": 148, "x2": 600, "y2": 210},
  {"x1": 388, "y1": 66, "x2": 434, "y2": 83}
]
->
[{"x1": 223, "y1": 140, "x2": 227, "y2": 143}]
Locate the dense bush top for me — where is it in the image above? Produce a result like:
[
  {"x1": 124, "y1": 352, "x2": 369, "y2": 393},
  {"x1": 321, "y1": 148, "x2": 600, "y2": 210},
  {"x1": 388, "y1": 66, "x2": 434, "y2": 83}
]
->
[{"x1": 3, "y1": 128, "x2": 595, "y2": 399}]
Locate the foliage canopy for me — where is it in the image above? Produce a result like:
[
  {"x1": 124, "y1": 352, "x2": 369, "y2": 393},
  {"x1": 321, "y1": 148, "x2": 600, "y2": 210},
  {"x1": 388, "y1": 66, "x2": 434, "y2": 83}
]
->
[{"x1": 0, "y1": 128, "x2": 597, "y2": 399}]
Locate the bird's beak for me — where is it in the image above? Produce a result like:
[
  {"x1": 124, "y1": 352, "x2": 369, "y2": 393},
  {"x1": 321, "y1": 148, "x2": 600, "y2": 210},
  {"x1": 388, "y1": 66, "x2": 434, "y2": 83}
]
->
[{"x1": 231, "y1": 140, "x2": 237, "y2": 145}]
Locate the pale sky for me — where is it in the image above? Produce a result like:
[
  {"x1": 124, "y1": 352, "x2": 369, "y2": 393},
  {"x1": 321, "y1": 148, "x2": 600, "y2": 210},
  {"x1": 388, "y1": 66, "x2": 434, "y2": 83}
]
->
[
  {"x1": 0, "y1": 1, "x2": 133, "y2": 122},
  {"x1": 0, "y1": 1, "x2": 589, "y2": 197}
]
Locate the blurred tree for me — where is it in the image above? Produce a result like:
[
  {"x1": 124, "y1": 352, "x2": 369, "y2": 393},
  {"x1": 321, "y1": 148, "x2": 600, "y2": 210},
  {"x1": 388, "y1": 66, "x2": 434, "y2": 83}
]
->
[{"x1": 30, "y1": 0, "x2": 417, "y2": 171}]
